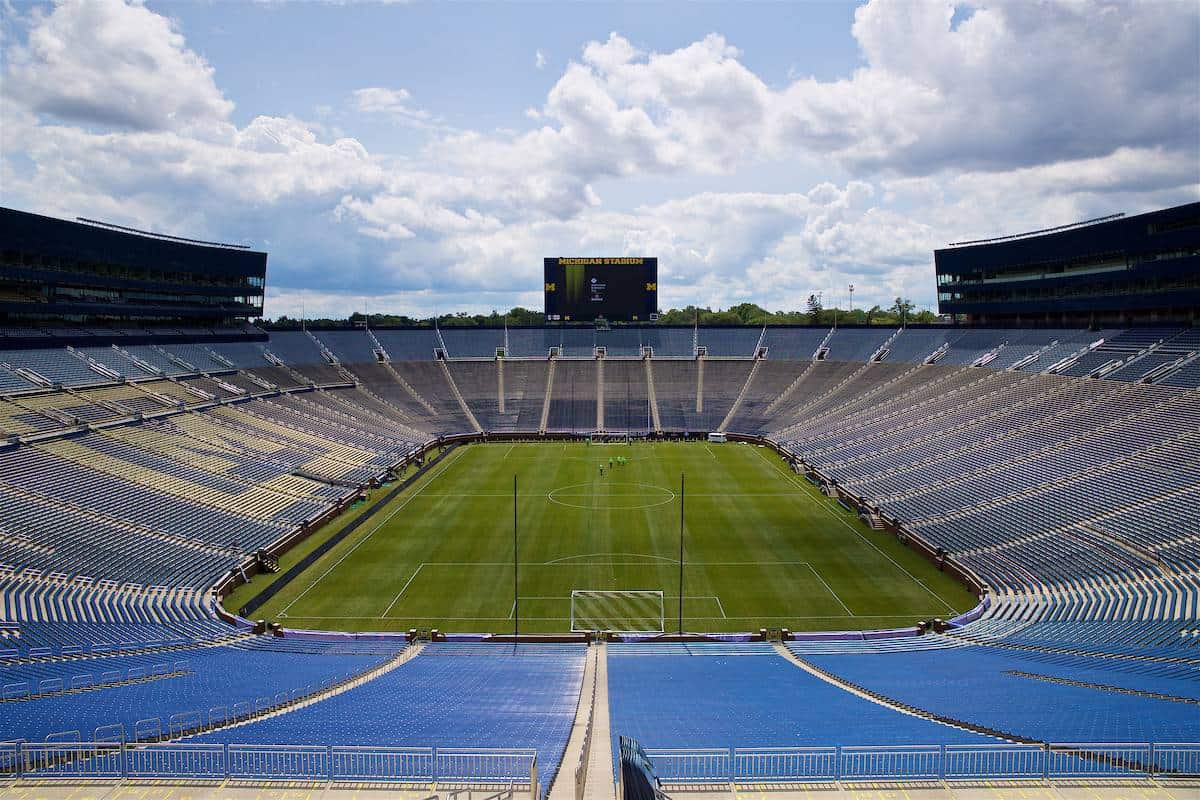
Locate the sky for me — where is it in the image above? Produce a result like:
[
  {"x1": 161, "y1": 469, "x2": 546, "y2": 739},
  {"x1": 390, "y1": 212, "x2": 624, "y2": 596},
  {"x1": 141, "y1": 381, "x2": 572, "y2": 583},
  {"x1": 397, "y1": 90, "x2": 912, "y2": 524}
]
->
[{"x1": 1, "y1": 0, "x2": 1197, "y2": 321}]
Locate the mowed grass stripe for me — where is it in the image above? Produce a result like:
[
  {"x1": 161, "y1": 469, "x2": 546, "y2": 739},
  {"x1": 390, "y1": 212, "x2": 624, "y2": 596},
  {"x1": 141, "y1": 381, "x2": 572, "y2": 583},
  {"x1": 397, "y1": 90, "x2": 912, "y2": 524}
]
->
[
  {"x1": 276, "y1": 446, "x2": 468, "y2": 615},
  {"x1": 257, "y1": 441, "x2": 976, "y2": 633},
  {"x1": 746, "y1": 444, "x2": 962, "y2": 614}
]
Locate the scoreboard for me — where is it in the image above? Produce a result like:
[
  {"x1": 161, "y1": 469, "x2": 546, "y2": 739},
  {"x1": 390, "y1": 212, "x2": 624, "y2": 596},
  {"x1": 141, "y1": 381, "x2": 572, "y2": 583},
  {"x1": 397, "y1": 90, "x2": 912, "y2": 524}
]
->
[{"x1": 544, "y1": 257, "x2": 657, "y2": 322}]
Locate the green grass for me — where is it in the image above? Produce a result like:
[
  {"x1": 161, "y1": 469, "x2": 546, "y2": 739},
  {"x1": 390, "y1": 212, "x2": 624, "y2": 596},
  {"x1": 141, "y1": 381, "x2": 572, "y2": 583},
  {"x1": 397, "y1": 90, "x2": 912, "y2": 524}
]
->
[{"x1": 238, "y1": 441, "x2": 977, "y2": 633}]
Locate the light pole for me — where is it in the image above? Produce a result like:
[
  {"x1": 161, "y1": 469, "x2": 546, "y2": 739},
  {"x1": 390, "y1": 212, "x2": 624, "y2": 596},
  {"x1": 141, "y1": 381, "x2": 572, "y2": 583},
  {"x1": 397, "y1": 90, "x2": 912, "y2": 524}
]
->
[{"x1": 848, "y1": 283, "x2": 855, "y2": 313}]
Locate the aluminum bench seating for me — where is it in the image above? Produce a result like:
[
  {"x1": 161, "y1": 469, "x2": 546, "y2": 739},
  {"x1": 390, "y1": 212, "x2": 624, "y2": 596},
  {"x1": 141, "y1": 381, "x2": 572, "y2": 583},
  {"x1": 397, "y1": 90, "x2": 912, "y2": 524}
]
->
[
  {"x1": 207, "y1": 342, "x2": 273, "y2": 369},
  {"x1": 0, "y1": 363, "x2": 38, "y2": 392},
  {"x1": 560, "y1": 329, "x2": 595, "y2": 358},
  {"x1": 258, "y1": 395, "x2": 416, "y2": 457},
  {"x1": 651, "y1": 360, "x2": 701, "y2": 430},
  {"x1": 264, "y1": 332, "x2": 330, "y2": 365},
  {"x1": 197, "y1": 643, "x2": 585, "y2": 788},
  {"x1": 641, "y1": 328, "x2": 694, "y2": 358},
  {"x1": 285, "y1": 390, "x2": 427, "y2": 445},
  {"x1": 603, "y1": 359, "x2": 652, "y2": 432},
  {"x1": 36, "y1": 434, "x2": 328, "y2": 526},
  {"x1": 0, "y1": 635, "x2": 403, "y2": 744},
  {"x1": 175, "y1": 407, "x2": 385, "y2": 485},
  {"x1": 546, "y1": 359, "x2": 597, "y2": 432},
  {"x1": 78, "y1": 383, "x2": 178, "y2": 414},
  {"x1": 724, "y1": 360, "x2": 811, "y2": 433},
  {"x1": 0, "y1": 445, "x2": 288, "y2": 552},
  {"x1": 1, "y1": 348, "x2": 108, "y2": 386},
  {"x1": 756, "y1": 328, "x2": 826, "y2": 360},
  {"x1": 447, "y1": 361, "x2": 504, "y2": 429},
  {"x1": 879, "y1": 329, "x2": 965, "y2": 363},
  {"x1": 692, "y1": 360, "x2": 753, "y2": 431},
  {"x1": 595, "y1": 328, "x2": 645, "y2": 357},
  {"x1": 311, "y1": 331, "x2": 379, "y2": 364},
  {"x1": 697, "y1": 327, "x2": 761, "y2": 357},
  {"x1": 491, "y1": 360, "x2": 549, "y2": 431},
  {"x1": 386, "y1": 362, "x2": 474, "y2": 432},
  {"x1": 160, "y1": 345, "x2": 231, "y2": 373},
  {"x1": 506, "y1": 328, "x2": 562, "y2": 358},
  {"x1": 823, "y1": 328, "x2": 894, "y2": 362},
  {"x1": 608, "y1": 642, "x2": 993, "y2": 762},
  {"x1": 804, "y1": 645, "x2": 1200, "y2": 743},
  {"x1": 440, "y1": 328, "x2": 505, "y2": 358},
  {"x1": 214, "y1": 404, "x2": 393, "y2": 469},
  {"x1": 370, "y1": 330, "x2": 441, "y2": 360}
]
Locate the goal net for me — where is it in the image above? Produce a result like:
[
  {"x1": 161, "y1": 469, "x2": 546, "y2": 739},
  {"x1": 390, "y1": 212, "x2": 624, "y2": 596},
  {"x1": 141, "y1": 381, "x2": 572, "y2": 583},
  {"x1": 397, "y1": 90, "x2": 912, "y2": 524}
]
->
[
  {"x1": 571, "y1": 590, "x2": 665, "y2": 633},
  {"x1": 587, "y1": 433, "x2": 631, "y2": 444}
]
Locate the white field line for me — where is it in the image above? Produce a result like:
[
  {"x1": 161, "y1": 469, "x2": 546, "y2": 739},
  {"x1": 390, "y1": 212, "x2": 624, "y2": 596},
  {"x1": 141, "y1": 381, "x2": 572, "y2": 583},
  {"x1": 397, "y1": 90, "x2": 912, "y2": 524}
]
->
[
  {"x1": 704, "y1": 444, "x2": 718, "y2": 460},
  {"x1": 379, "y1": 562, "x2": 426, "y2": 618},
  {"x1": 502, "y1": 443, "x2": 515, "y2": 459},
  {"x1": 278, "y1": 447, "x2": 466, "y2": 615},
  {"x1": 413, "y1": 491, "x2": 805, "y2": 497},
  {"x1": 276, "y1": 613, "x2": 949, "y2": 621},
  {"x1": 805, "y1": 563, "x2": 853, "y2": 616},
  {"x1": 543, "y1": 551, "x2": 679, "y2": 565},
  {"x1": 750, "y1": 445, "x2": 959, "y2": 614}
]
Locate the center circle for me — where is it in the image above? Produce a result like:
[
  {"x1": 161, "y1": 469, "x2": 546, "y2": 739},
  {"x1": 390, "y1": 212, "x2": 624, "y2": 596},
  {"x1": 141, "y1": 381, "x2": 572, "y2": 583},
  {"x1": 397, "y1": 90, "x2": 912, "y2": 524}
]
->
[{"x1": 547, "y1": 482, "x2": 677, "y2": 510}]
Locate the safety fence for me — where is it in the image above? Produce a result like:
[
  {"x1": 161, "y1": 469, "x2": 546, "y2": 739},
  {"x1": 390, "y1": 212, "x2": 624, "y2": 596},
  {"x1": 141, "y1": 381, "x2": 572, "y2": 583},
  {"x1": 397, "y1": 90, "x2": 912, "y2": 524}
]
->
[
  {"x1": 642, "y1": 742, "x2": 1200, "y2": 783},
  {"x1": 0, "y1": 741, "x2": 539, "y2": 796},
  {"x1": 2, "y1": 661, "x2": 189, "y2": 701}
]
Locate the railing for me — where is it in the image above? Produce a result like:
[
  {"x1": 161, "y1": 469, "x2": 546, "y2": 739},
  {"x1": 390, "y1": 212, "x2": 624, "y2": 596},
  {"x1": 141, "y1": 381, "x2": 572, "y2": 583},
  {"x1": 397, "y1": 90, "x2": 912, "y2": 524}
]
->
[
  {"x1": 4, "y1": 741, "x2": 1196, "y2": 787},
  {"x1": 639, "y1": 743, "x2": 1200, "y2": 784},
  {"x1": 732, "y1": 747, "x2": 837, "y2": 782},
  {"x1": 436, "y1": 748, "x2": 537, "y2": 784},
  {"x1": 1, "y1": 742, "x2": 538, "y2": 792},
  {"x1": 1046, "y1": 743, "x2": 1155, "y2": 779},
  {"x1": 943, "y1": 743, "x2": 1043, "y2": 780},
  {"x1": 332, "y1": 745, "x2": 434, "y2": 782},
  {"x1": 1152, "y1": 742, "x2": 1200, "y2": 776},
  {"x1": 643, "y1": 748, "x2": 730, "y2": 783},
  {"x1": 126, "y1": 744, "x2": 226, "y2": 779},
  {"x1": 839, "y1": 745, "x2": 941, "y2": 782}
]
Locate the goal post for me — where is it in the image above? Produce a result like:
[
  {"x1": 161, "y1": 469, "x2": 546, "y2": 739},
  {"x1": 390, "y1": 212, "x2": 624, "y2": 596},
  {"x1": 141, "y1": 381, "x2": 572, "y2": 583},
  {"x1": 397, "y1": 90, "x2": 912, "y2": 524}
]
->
[{"x1": 570, "y1": 590, "x2": 665, "y2": 633}]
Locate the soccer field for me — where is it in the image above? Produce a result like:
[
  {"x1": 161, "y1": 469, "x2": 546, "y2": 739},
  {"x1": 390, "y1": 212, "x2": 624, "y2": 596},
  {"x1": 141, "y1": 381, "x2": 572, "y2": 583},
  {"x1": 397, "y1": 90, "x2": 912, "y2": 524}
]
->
[{"x1": 236, "y1": 441, "x2": 978, "y2": 634}]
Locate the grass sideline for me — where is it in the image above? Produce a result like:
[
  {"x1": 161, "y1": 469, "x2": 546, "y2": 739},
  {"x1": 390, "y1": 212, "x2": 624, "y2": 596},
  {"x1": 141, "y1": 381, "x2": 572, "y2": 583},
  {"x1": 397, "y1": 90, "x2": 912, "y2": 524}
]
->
[{"x1": 235, "y1": 441, "x2": 977, "y2": 633}]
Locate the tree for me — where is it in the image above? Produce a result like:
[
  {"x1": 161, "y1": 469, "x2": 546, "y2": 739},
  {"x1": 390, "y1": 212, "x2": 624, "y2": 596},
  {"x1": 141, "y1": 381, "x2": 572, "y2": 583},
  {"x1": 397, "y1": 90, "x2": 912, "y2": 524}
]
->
[
  {"x1": 890, "y1": 297, "x2": 917, "y2": 324},
  {"x1": 806, "y1": 294, "x2": 823, "y2": 324},
  {"x1": 725, "y1": 302, "x2": 769, "y2": 325}
]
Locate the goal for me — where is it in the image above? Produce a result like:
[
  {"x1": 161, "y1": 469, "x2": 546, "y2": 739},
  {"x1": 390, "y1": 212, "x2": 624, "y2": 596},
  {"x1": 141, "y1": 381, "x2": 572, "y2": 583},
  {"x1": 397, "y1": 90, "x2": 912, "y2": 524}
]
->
[
  {"x1": 587, "y1": 433, "x2": 631, "y2": 445},
  {"x1": 570, "y1": 590, "x2": 665, "y2": 633}
]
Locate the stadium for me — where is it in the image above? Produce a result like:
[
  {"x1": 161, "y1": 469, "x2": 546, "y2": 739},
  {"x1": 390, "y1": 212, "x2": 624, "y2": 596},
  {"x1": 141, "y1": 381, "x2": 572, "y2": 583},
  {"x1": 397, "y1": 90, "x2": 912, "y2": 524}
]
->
[{"x1": 0, "y1": 199, "x2": 1198, "y2": 800}]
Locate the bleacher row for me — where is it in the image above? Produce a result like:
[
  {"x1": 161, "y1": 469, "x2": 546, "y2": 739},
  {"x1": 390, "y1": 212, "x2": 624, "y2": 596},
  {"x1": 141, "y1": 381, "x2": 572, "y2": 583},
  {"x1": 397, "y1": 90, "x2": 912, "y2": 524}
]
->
[
  {"x1": 2, "y1": 326, "x2": 1200, "y2": 393},
  {"x1": 1, "y1": 325, "x2": 1198, "y2": 786}
]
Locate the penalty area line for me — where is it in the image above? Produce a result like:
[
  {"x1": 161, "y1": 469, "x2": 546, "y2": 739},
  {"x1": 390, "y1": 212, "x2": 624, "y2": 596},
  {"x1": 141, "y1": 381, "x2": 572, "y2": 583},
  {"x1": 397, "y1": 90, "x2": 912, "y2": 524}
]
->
[
  {"x1": 805, "y1": 563, "x2": 853, "y2": 616},
  {"x1": 380, "y1": 563, "x2": 426, "y2": 618},
  {"x1": 750, "y1": 446, "x2": 959, "y2": 614},
  {"x1": 278, "y1": 447, "x2": 466, "y2": 616}
]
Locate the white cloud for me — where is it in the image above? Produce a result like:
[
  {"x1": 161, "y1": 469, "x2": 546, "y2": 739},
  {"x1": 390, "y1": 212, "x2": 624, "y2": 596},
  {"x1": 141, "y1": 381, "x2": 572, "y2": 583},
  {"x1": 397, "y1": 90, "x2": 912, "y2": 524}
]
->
[
  {"x1": 1, "y1": 0, "x2": 1196, "y2": 321},
  {"x1": 535, "y1": 49, "x2": 547, "y2": 70},
  {"x1": 350, "y1": 86, "x2": 441, "y2": 129},
  {"x1": 3, "y1": 0, "x2": 233, "y2": 132}
]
